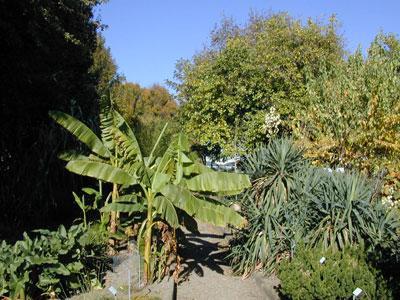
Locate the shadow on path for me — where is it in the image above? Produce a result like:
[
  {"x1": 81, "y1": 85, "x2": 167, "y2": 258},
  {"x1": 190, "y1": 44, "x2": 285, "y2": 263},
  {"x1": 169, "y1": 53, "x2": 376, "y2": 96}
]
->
[{"x1": 177, "y1": 230, "x2": 232, "y2": 281}]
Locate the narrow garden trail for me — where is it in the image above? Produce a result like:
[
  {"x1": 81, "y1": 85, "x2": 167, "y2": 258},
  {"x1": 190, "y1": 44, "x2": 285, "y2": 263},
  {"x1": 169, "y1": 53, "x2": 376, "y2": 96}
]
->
[
  {"x1": 148, "y1": 222, "x2": 280, "y2": 300},
  {"x1": 73, "y1": 223, "x2": 280, "y2": 300}
]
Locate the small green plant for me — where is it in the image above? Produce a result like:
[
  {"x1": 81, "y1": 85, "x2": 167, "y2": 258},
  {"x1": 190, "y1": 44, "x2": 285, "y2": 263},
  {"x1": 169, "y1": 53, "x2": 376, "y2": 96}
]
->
[
  {"x1": 277, "y1": 244, "x2": 389, "y2": 299},
  {"x1": 0, "y1": 224, "x2": 109, "y2": 299}
]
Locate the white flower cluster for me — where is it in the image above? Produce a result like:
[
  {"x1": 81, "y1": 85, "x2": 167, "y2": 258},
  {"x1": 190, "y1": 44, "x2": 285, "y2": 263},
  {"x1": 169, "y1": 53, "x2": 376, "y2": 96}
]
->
[
  {"x1": 264, "y1": 106, "x2": 281, "y2": 138},
  {"x1": 382, "y1": 186, "x2": 399, "y2": 208}
]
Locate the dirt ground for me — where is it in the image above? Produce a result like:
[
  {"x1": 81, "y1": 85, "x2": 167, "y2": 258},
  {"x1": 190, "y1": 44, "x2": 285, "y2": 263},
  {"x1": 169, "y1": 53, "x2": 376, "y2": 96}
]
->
[{"x1": 72, "y1": 223, "x2": 280, "y2": 300}]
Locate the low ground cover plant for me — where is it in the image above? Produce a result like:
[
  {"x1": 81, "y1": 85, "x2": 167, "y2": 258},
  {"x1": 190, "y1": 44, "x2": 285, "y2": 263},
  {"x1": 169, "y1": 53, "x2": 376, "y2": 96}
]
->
[
  {"x1": 0, "y1": 224, "x2": 109, "y2": 299},
  {"x1": 277, "y1": 244, "x2": 389, "y2": 299}
]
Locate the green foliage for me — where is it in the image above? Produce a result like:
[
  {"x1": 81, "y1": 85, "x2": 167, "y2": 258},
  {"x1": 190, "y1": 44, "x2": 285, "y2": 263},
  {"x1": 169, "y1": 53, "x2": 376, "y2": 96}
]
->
[
  {"x1": 230, "y1": 138, "x2": 306, "y2": 274},
  {"x1": 294, "y1": 33, "x2": 400, "y2": 204},
  {"x1": 277, "y1": 244, "x2": 389, "y2": 299},
  {"x1": 0, "y1": 224, "x2": 109, "y2": 299},
  {"x1": 90, "y1": 34, "x2": 121, "y2": 96},
  {"x1": 112, "y1": 83, "x2": 178, "y2": 157},
  {"x1": 0, "y1": 0, "x2": 106, "y2": 238},
  {"x1": 51, "y1": 97, "x2": 251, "y2": 283},
  {"x1": 171, "y1": 13, "x2": 343, "y2": 155},
  {"x1": 230, "y1": 138, "x2": 400, "y2": 277}
]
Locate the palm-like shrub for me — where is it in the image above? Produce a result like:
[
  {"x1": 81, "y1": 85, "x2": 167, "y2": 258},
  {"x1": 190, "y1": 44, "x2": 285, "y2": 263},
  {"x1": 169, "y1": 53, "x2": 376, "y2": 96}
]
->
[
  {"x1": 230, "y1": 138, "x2": 307, "y2": 275},
  {"x1": 230, "y1": 138, "x2": 400, "y2": 277},
  {"x1": 50, "y1": 97, "x2": 251, "y2": 283}
]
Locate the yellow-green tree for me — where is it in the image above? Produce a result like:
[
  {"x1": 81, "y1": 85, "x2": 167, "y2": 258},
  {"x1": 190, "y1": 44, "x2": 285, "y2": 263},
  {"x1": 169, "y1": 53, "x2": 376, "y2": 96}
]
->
[
  {"x1": 113, "y1": 82, "x2": 178, "y2": 156},
  {"x1": 171, "y1": 13, "x2": 343, "y2": 155},
  {"x1": 294, "y1": 34, "x2": 400, "y2": 203}
]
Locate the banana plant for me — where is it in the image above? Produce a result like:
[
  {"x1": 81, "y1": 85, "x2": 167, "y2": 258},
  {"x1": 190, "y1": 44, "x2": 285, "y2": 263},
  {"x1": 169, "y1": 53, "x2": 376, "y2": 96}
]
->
[
  {"x1": 49, "y1": 97, "x2": 140, "y2": 250},
  {"x1": 50, "y1": 100, "x2": 251, "y2": 284},
  {"x1": 104, "y1": 123, "x2": 251, "y2": 282}
]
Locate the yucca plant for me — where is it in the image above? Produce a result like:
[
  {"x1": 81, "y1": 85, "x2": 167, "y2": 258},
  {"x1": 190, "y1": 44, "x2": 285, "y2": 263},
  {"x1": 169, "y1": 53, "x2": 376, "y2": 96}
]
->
[
  {"x1": 230, "y1": 139, "x2": 308, "y2": 275},
  {"x1": 50, "y1": 97, "x2": 251, "y2": 283},
  {"x1": 231, "y1": 138, "x2": 400, "y2": 277},
  {"x1": 242, "y1": 138, "x2": 306, "y2": 205},
  {"x1": 307, "y1": 172, "x2": 387, "y2": 250}
]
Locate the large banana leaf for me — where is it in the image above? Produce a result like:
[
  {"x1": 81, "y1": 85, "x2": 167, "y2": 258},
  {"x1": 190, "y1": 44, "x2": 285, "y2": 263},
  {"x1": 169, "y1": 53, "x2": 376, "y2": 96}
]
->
[
  {"x1": 160, "y1": 184, "x2": 246, "y2": 228},
  {"x1": 156, "y1": 133, "x2": 191, "y2": 176},
  {"x1": 49, "y1": 110, "x2": 111, "y2": 158},
  {"x1": 151, "y1": 172, "x2": 171, "y2": 193},
  {"x1": 153, "y1": 196, "x2": 179, "y2": 228},
  {"x1": 99, "y1": 95, "x2": 115, "y2": 150},
  {"x1": 147, "y1": 122, "x2": 169, "y2": 167},
  {"x1": 185, "y1": 172, "x2": 251, "y2": 195},
  {"x1": 183, "y1": 162, "x2": 212, "y2": 176},
  {"x1": 66, "y1": 160, "x2": 137, "y2": 185},
  {"x1": 113, "y1": 127, "x2": 142, "y2": 164},
  {"x1": 101, "y1": 202, "x2": 145, "y2": 213}
]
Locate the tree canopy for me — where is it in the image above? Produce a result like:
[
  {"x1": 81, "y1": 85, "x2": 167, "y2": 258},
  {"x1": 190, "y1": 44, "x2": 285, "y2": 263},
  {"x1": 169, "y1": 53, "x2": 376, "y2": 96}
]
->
[
  {"x1": 113, "y1": 82, "x2": 178, "y2": 156},
  {"x1": 0, "y1": 0, "x2": 105, "y2": 237},
  {"x1": 294, "y1": 33, "x2": 400, "y2": 200},
  {"x1": 171, "y1": 13, "x2": 343, "y2": 155}
]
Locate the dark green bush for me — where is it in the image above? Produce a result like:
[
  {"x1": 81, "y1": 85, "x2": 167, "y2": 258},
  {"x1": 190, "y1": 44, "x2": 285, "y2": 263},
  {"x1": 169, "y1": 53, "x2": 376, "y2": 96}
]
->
[
  {"x1": 0, "y1": 224, "x2": 109, "y2": 299},
  {"x1": 277, "y1": 244, "x2": 390, "y2": 299}
]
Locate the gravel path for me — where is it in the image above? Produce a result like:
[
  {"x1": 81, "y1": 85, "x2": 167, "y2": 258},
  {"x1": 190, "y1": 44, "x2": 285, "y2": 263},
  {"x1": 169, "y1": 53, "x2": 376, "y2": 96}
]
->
[
  {"x1": 148, "y1": 223, "x2": 280, "y2": 300},
  {"x1": 72, "y1": 223, "x2": 280, "y2": 300}
]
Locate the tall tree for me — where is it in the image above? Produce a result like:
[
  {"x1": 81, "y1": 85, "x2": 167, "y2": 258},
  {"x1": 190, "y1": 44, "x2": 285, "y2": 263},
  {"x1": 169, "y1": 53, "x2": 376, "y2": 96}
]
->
[
  {"x1": 113, "y1": 82, "x2": 178, "y2": 157},
  {"x1": 294, "y1": 34, "x2": 400, "y2": 202},
  {"x1": 171, "y1": 13, "x2": 343, "y2": 156},
  {"x1": 0, "y1": 0, "x2": 104, "y2": 238}
]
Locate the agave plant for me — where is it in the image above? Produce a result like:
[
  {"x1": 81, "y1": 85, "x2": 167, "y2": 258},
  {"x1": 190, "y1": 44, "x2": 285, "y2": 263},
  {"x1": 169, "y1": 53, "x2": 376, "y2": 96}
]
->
[{"x1": 50, "y1": 97, "x2": 251, "y2": 283}]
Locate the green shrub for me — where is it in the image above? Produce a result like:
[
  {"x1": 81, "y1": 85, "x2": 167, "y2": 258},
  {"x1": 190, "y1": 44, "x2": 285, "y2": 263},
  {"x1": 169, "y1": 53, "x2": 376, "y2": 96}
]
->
[
  {"x1": 278, "y1": 244, "x2": 389, "y2": 299},
  {"x1": 0, "y1": 224, "x2": 109, "y2": 299},
  {"x1": 230, "y1": 138, "x2": 400, "y2": 277}
]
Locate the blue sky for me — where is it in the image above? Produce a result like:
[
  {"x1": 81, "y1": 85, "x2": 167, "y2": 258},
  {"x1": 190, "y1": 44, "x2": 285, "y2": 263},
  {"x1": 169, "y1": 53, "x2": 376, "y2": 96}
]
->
[{"x1": 96, "y1": 0, "x2": 400, "y2": 88}]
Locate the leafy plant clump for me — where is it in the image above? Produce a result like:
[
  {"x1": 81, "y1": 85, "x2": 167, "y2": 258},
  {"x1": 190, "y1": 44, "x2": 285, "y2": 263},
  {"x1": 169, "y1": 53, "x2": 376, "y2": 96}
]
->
[
  {"x1": 0, "y1": 224, "x2": 109, "y2": 299},
  {"x1": 229, "y1": 138, "x2": 400, "y2": 276},
  {"x1": 277, "y1": 244, "x2": 390, "y2": 300},
  {"x1": 50, "y1": 95, "x2": 251, "y2": 284}
]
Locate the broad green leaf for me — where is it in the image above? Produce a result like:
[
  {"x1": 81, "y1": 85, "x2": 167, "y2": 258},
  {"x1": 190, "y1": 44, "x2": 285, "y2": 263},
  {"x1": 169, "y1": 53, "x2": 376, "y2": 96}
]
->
[
  {"x1": 160, "y1": 184, "x2": 246, "y2": 228},
  {"x1": 72, "y1": 192, "x2": 85, "y2": 210},
  {"x1": 153, "y1": 196, "x2": 179, "y2": 228},
  {"x1": 147, "y1": 122, "x2": 169, "y2": 167},
  {"x1": 49, "y1": 110, "x2": 111, "y2": 158},
  {"x1": 101, "y1": 202, "x2": 145, "y2": 213},
  {"x1": 183, "y1": 162, "x2": 212, "y2": 176},
  {"x1": 66, "y1": 160, "x2": 137, "y2": 185},
  {"x1": 113, "y1": 127, "x2": 143, "y2": 163},
  {"x1": 151, "y1": 172, "x2": 171, "y2": 193},
  {"x1": 58, "y1": 150, "x2": 89, "y2": 161},
  {"x1": 186, "y1": 172, "x2": 251, "y2": 194}
]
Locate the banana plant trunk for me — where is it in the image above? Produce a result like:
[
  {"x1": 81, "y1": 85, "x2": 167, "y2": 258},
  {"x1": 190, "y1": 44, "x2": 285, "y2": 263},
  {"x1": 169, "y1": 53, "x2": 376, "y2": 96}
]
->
[
  {"x1": 144, "y1": 190, "x2": 154, "y2": 283},
  {"x1": 108, "y1": 183, "x2": 118, "y2": 254}
]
